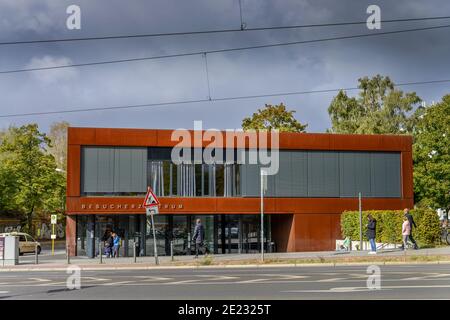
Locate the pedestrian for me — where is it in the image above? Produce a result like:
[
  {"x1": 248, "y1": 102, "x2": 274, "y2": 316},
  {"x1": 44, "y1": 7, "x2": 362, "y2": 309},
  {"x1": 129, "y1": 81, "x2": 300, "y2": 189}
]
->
[
  {"x1": 101, "y1": 230, "x2": 110, "y2": 257},
  {"x1": 112, "y1": 232, "x2": 121, "y2": 258},
  {"x1": 366, "y1": 214, "x2": 377, "y2": 254},
  {"x1": 105, "y1": 231, "x2": 114, "y2": 258},
  {"x1": 401, "y1": 216, "x2": 411, "y2": 250},
  {"x1": 403, "y1": 208, "x2": 419, "y2": 249},
  {"x1": 192, "y1": 218, "x2": 205, "y2": 258}
]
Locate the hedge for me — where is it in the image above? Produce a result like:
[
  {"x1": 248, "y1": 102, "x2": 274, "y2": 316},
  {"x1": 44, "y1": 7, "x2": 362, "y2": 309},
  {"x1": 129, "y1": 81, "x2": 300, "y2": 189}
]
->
[{"x1": 341, "y1": 209, "x2": 441, "y2": 247}]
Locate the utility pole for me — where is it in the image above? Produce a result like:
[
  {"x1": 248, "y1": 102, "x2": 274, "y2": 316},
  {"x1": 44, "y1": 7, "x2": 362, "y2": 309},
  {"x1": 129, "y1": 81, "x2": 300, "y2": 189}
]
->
[
  {"x1": 260, "y1": 168, "x2": 267, "y2": 262},
  {"x1": 359, "y1": 192, "x2": 363, "y2": 251}
]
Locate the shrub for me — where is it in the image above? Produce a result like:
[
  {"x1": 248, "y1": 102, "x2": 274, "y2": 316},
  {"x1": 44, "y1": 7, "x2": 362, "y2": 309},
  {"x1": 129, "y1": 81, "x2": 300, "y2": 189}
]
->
[
  {"x1": 414, "y1": 209, "x2": 441, "y2": 245},
  {"x1": 341, "y1": 209, "x2": 441, "y2": 247}
]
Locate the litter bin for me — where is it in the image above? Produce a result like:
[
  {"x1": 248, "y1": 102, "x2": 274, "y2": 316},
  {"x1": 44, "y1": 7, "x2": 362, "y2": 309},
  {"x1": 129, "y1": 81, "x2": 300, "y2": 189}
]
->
[
  {"x1": 268, "y1": 241, "x2": 276, "y2": 253},
  {"x1": 1, "y1": 235, "x2": 19, "y2": 266}
]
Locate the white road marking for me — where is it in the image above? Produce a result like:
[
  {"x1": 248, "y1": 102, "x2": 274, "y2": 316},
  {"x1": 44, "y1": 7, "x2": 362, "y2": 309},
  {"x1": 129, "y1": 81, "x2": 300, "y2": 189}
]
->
[
  {"x1": 317, "y1": 278, "x2": 347, "y2": 282},
  {"x1": 195, "y1": 275, "x2": 239, "y2": 281},
  {"x1": 0, "y1": 291, "x2": 8, "y2": 294},
  {"x1": 237, "y1": 278, "x2": 267, "y2": 283},
  {"x1": 83, "y1": 277, "x2": 111, "y2": 282},
  {"x1": 29, "y1": 278, "x2": 51, "y2": 282},
  {"x1": 403, "y1": 273, "x2": 450, "y2": 281},
  {"x1": 282, "y1": 284, "x2": 450, "y2": 293},
  {"x1": 134, "y1": 276, "x2": 173, "y2": 281},
  {"x1": 101, "y1": 281, "x2": 134, "y2": 286},
  {"x1": 260, "y1": 274, "x2": 308, "y2": 280},
  {"x1": 165, "y1": 279, "x2": 200, "y2": 285}
]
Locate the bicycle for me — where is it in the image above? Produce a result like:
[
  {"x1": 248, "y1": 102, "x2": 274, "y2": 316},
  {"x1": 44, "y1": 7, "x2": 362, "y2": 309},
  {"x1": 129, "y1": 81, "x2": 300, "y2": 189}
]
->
[{"x1": 440, "y1": 227, "x2": 450, "y2": 245}]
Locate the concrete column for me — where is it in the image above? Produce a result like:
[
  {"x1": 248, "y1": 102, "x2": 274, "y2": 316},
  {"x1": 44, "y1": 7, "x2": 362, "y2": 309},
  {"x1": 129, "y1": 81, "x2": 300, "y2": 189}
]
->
[
  {"x1": 86, "y1": 215, "x2": 95, "y2": 258},
  {"x1": 238, "y1": 215, "x2": 243, "y2": 254},
  {"x1": 65, "y1": 215, "x2": 77, "y2": 257}
]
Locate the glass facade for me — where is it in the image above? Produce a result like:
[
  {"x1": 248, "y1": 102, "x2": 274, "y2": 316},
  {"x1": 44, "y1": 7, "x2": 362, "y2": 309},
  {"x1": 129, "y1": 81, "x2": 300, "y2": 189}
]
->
[
  {"x1": 81, "y1": 146, "x2": 402, "y2": 198},
  {"x1": 75, "y1": 214, "x2": 271, "y2": 257}
]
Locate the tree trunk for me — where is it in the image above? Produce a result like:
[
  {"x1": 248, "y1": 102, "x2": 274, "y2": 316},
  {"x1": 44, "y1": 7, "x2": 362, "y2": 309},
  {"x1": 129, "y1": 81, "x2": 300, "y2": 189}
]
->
[{"x1": 26, "y1": 206, "x2": 34, "y2": 235}]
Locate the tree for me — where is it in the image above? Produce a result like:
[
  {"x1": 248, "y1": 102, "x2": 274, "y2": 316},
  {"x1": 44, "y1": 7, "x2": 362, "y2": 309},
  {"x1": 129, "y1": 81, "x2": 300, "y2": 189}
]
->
[
  {"x1": 328, "y1": 75, "x2": 421, "y2": 134},
  {"x1": 47, "y1": 121, "x2": 70, "y2": 172},
  {"x1": 242, "y1": 103, "x2": 307, "y2": 132},
  {"x1": 412, "y1": 95, "x2": 450, "y2": 209},
  {"x1": 0, "y1": 124, "x2": 65, "y2": 233}
]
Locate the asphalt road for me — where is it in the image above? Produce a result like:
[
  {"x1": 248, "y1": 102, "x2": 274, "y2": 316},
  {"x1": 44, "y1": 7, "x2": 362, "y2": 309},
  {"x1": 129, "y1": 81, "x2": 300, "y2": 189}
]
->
[{"x1": 1, "y1": 264, "x2": 450, "y2": 300}]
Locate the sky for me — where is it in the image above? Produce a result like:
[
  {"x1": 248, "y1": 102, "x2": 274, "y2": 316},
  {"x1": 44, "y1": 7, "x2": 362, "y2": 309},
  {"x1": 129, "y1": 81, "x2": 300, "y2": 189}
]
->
[{"x1": 0, "y1": 0, "x2": 449, "y2": 134}]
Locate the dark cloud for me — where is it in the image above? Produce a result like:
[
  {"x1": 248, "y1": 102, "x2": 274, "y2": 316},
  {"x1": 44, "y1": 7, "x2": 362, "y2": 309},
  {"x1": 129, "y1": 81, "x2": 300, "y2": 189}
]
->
[{"x1": 0, "y1": 0, "x2": 449, "y2": 132}]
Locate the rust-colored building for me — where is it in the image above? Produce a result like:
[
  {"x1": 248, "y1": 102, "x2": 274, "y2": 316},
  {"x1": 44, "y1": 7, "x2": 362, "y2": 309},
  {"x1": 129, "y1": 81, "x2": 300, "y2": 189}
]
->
[{"x1": 66, "y1": 127, "x2": 413, "y2": 257}]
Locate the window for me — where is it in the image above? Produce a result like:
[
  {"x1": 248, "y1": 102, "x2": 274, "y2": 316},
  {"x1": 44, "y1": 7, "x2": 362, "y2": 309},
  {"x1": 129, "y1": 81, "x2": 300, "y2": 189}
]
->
[
  {"x1": 215, "y1": 164, "x2": 224, "y2": 196},
  {"x1": 81, "y1": 146, "x2": 147, "y2": 194}
]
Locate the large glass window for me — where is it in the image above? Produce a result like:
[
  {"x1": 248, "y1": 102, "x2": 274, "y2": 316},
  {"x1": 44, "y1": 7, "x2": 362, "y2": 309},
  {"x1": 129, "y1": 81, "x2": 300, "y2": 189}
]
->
[{"x1": 215, "y1": 164, "x2": 224, "y2": 196}]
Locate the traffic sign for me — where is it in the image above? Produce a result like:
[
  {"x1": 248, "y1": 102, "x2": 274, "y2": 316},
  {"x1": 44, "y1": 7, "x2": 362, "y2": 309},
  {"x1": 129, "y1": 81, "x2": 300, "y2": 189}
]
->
[
  {"x1": 143, "y1": 187, "x2": 160, "y2": 208},
  {"x1": 146, "y1": 206, "x2": 159, "y2": 216},
  {"x1": 51, "y1": 214, "x2": 57, "y2": 224}
]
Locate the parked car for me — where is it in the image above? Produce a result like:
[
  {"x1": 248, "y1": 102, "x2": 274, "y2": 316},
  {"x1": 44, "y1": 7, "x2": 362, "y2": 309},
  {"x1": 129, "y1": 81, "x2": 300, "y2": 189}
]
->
[{"x1": 0, "y1": 232, "x2": 41, "y2": 255}]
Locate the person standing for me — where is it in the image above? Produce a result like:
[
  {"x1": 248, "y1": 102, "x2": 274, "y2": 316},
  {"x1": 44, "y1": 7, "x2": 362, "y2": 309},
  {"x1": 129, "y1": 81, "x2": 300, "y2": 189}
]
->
[
  {"x1": 192, "y1": 218, "x2": 205, "y2": 258},
  {"x1": 401, "y1": 216, "x2": 411, "y2": 250},
  {"x1": 403, "y1": 208, "x2": 419, "y2": 249},
  {"x1": 112, "y1": 232, "x2": 121, "y2": 258},
  {"x1": 105, "y1": 231, "x2": 114, "y2": 258},
  {"x1": 366, "y1": 214, "x2": 377, "y2": 254}
]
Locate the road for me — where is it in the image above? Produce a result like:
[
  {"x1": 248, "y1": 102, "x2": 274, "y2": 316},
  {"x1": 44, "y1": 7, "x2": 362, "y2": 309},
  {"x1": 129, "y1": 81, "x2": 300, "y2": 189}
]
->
[{"x1": 1, "y1": 264, "x2": 450, "y2": 299}]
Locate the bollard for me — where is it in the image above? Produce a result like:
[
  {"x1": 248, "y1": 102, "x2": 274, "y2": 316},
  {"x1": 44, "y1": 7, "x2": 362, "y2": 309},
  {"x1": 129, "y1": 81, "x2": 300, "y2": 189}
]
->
[
  {"x1": 170, "y1": 240, "x2": 174, "y2": 261},
  {"x1": 187, "y1": 232, "x2": 191, "y2": 255},
  {"x1": 66, "y1": 245, "x2": 71, "y2": 264},
  {"x1": 133, "y1": 240, "x2": 137, "y2": 263},
  {"x1": 35, "y1": 243, "x2": 38, "y2": 265},
  {"x1": 99, "y1": 240, "x2": 103, "y2": 264}
]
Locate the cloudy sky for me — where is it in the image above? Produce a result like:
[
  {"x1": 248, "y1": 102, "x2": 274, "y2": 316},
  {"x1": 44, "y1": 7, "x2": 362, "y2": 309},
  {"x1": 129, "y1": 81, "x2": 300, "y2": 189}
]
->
[{"x1": 0, "y1": 0, "x2": 449, "y2": 133}]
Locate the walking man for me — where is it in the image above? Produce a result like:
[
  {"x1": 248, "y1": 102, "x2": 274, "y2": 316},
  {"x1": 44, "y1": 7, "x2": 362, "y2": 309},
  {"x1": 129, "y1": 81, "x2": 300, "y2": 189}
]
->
[
  {"x1": 192, "y1": 218, "x2": 205, "y2": 258},
  {"x1": 403, "y1": 208, "x2": 419, "y2": 249},
  {"x1": 366, "y1": 214, "x2": 377, "y2": 254}
]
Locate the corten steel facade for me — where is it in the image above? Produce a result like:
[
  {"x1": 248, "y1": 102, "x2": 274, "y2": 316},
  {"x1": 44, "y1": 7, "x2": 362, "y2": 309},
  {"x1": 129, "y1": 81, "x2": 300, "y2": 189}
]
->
[{"x1": 66, "y1": 127, "x2": 413, "y2": 257}]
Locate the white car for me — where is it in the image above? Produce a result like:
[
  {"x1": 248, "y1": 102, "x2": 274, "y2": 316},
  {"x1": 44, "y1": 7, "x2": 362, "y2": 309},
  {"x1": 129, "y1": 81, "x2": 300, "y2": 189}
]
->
[{"x1": 0, "y1": 232, "x2": 41, "y2": 255}]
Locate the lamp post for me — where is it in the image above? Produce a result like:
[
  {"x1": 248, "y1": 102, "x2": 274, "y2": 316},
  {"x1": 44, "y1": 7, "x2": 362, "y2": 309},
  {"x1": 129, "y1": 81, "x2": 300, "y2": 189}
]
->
[
  {"x1": 55, "y1": 168, "x2": 66, "y2": 255},
  {"x1": 260, "y1": 168, "x2": 267, "y2": 262}
]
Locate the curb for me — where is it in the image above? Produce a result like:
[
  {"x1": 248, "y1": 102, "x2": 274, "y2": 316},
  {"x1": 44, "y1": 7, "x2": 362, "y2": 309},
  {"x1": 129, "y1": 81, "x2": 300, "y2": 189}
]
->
[{"x1": 1, "y1": 260, "x2": 450, "y2": 272}]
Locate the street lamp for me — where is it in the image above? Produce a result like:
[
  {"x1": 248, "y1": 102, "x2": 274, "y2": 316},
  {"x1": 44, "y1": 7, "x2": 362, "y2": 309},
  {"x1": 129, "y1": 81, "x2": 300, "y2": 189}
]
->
[{"x1": 260, "y1": 168, "x2": 267, "y2": 262}]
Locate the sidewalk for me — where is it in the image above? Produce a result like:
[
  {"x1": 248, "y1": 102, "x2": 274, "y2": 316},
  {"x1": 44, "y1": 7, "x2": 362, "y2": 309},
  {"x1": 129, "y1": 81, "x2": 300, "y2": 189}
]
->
[{"x1": 3, "y1": 246, "x2": 450, "y2": 271}]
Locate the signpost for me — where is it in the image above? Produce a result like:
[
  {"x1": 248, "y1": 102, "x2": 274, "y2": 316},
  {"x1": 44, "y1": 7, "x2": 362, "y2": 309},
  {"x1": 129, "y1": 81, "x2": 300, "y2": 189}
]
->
[
  {"x1": 143, "y1": 187, "x2": 160, "y2": 265},
  {"x1": 51, "y1": 214, "x2": 57, "y2": 255}
]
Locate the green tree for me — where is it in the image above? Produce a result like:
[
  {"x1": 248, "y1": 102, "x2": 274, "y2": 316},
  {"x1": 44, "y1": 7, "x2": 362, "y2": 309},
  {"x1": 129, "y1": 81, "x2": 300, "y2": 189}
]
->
[
  {"x1": 0, "y1": 124, "x2": 65, "y2": 233},
  {"x1": 412, "y1": 95, "x2": 450, "y2": 208},
  {"x1": 328, "y1": 75, "x2": 421, "y2": 134},
  {"x1": 242, "y1": 103, "x2": 307, "y2": 132},
  {"x1": 47, "y1": 121, "x2": 70, "y2": 172}
]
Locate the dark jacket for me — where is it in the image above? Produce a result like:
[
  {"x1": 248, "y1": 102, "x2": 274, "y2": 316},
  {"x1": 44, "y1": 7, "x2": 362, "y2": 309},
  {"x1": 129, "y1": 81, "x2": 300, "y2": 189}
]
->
[
  {"x1": 405, "y1": 213, "x2": 417, "y2": 229},
  {"x1": 105, "y1": 235, "x2": 113, "y2": 248},
  {"x1": 192, "y1": 224, "x2": 205, "y2": 244},
  {"x1": 366, "y1": 219, "x2": 377, "y2": 239}
]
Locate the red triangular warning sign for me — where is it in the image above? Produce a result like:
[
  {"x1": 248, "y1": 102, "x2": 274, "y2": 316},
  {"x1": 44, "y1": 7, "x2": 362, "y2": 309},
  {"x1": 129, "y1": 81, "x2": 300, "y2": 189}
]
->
[{"x1": 143, "y1": 187, "x2": 160, "y2": 208}]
